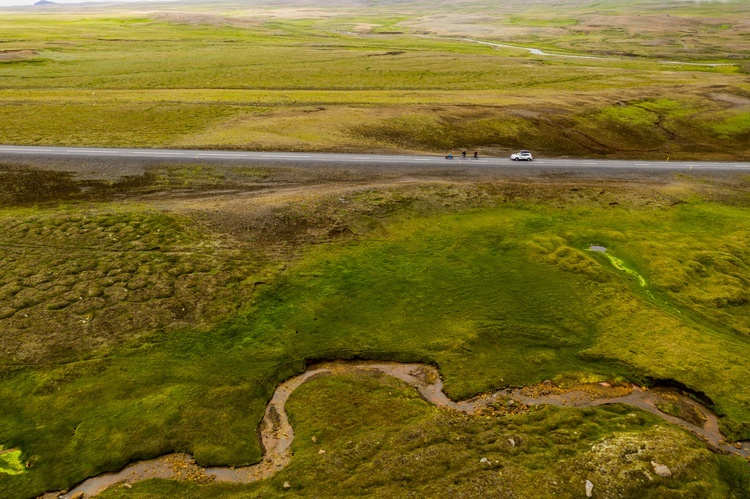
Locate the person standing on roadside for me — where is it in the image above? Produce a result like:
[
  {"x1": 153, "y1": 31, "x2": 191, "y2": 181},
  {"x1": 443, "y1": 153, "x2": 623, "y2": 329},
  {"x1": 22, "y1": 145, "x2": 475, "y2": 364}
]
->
[
  {"x1": 473, "y1": 151, "x2": 478, "y2": 159},
  {"x1": 461, "y1": 151, "x2": 467, "y2": 159}
]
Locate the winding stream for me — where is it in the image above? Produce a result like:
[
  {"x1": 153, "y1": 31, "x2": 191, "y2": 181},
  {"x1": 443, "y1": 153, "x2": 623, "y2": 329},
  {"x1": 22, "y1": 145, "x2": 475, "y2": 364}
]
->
[
  {"x1": 45, "y1": 361, "x2": 749, "y2": 498},
  {"x1": 460, "y1": 37, "x2": 736, "y2": 67},
  {"x1": 336, "y1": 31, "x2": 736, "y2": 67}
]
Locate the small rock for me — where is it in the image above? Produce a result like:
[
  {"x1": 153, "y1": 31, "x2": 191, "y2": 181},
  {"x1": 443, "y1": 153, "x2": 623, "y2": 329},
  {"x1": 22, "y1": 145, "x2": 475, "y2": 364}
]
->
[
  {"x1": 480, "y1": 457, "x2": 489, "y2": 463},
  {"x1": 122, "y1": 483, "x2": 133, "y2": 489},
  {"x1": 508, "y1": 438, "x2": 516, "y2": 447},
  {"x1": 283, "y1": 481, "x2": 291, "y2": 489},
  {"x1": 651, "y1": 461, "x2": 672, "y2": 477},
  {"x1": 735, "y1": 442, "x2": 743, "y2": 449},
  {"x1": 585, "y1": 479, "x2": 594, "y2": 497},
  {"x1": 543, "y1": 380, "x2": 552, "y2": 386},
  {"x1": 311, "y1": 435, "x2": 318, "y2": 443},
  {"x1": 507, "y1": 399, "x2": 516, "y2": 407},
  {"x1": 71, "y1": 493, "x2": 85, "y2": 499},
  {"x1": 599, "y1": 382, "x2": 611, "y2": 387},
  {"x1": 318, "y1": 449, "x2": 326, "y2": 455}
]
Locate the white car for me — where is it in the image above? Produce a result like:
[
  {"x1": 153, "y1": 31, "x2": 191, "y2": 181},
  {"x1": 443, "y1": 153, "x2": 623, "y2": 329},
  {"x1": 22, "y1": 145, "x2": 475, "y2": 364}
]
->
[{"x1": 510, "y1": 150, "x2": 533, "y2": 161}]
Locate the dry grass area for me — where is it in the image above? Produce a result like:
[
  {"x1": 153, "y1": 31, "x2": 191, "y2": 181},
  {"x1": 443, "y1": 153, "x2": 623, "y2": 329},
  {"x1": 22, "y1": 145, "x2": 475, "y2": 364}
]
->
[
  {"x1": 0, "y1": 2, "x2": 748, "y2": 159},
  {"x1": 0, "y1": 208, "x2": 260, "y2": 365}
]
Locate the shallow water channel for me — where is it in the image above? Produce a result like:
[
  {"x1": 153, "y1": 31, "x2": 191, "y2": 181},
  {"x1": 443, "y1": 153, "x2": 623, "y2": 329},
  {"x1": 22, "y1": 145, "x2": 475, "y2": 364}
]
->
[
  {"x1": 47, "y1": 361, "x2": 749, "y2": 498},
  {"x1": 461, "y1": 38, "x2": 736, "y2": 67}
]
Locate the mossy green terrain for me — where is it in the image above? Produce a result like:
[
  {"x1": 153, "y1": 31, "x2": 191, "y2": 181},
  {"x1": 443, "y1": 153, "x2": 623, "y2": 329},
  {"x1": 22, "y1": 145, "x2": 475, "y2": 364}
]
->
[
  {"x1": 1, "y1": 164, "x2": 750, "y2": 497},
  {"x1": 96, "y1": 372, "x2": 750, "y2": 498},
  {"x1": 1, "y1": 0, "x2": 750, "y2": 495},
  {"x1": 0, "y1": 0, "x2": 748, "y2": 158}
]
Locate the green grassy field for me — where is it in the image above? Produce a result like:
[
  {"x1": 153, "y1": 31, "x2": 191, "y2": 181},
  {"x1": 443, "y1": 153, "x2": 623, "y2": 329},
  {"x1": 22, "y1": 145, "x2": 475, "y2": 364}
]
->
[
  {"x1": 0, "y1": 0, "x2": 748, "y2": 159},
  {"x1": 1, "y1": 166, "x2": 750, "y2": 497},
  {"x1": 2, "y1": 0, "x2": 750, "y2": 496},
  {"x1": 94, "y1": 372, "x2": 750, "y2": 498}
]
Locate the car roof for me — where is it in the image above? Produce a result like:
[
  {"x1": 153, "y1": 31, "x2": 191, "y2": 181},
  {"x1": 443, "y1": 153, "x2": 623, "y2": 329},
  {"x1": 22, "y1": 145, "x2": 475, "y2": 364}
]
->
[{"x1": 519, "y1": 150, "x2": 531, "y2": 154}]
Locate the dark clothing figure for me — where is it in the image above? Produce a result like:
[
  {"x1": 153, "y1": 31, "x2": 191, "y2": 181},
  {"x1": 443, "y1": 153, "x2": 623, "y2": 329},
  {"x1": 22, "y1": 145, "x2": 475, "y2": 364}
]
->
[
  {"x1": 473, "y1": 152, "x2": 478, "y2": 159},
  {"x1": 461, "y1": 151, "x2": 467, "y2": 159}
]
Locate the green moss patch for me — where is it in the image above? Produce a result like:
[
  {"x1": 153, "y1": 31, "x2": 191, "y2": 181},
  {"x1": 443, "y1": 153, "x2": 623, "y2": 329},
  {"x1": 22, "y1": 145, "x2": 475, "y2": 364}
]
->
[
  {"x1": 97, "y1": 373, "x2": 750, "y2": 498},
  {"x1": 0, "y1": 447, "x2": 24, "y2": 476},
  {"x1": 3, "y1": 181, "x2": 750, "y2": 498}
]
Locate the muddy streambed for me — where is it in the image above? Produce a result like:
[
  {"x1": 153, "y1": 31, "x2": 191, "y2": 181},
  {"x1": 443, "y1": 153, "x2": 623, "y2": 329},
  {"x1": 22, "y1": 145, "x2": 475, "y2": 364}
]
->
[{"x1": 46, "y1": 361, "x2": 750, "y2": 498}]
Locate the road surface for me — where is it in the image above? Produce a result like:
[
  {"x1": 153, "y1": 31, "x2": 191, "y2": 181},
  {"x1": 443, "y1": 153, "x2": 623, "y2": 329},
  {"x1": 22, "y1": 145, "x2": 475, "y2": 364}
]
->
[{"x1": 0, "y1": 145, "x2": 748, "y2": 173}]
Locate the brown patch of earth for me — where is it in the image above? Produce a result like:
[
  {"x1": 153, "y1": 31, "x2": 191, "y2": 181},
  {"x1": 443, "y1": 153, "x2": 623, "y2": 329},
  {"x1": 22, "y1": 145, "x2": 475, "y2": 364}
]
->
[
  {"x1": 709, "y1": 93, "x2": 750, "y2": 108},
  {"x1": 0, "y1": 50, "x2": 38, "y2": 61},
  {"x1": 151, "y1": 12, "x2": 262, "y2": 28}
]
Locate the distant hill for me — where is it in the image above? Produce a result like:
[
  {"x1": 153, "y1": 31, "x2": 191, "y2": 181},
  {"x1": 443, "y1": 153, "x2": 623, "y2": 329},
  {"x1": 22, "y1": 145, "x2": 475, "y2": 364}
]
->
[{"x1": 34, "y1": 0, "x2": 57, "y2": 5}]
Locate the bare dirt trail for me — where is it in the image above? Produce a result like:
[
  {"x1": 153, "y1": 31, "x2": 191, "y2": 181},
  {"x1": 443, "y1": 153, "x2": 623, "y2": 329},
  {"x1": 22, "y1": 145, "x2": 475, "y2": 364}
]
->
[{"x1": 45, "y1": 361, "x2": 750, "y2": 499}]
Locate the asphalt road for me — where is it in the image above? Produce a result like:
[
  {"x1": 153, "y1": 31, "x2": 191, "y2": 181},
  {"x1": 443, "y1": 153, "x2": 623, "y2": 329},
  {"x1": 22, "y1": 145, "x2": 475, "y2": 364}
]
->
[{"x1": 1, "y1": 145, "x2": 748, "y2": 173}]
